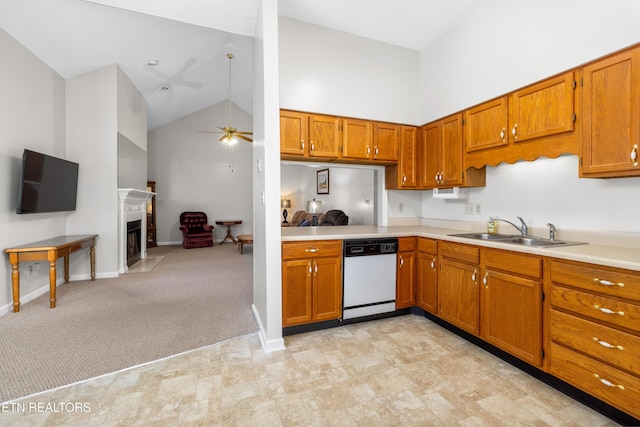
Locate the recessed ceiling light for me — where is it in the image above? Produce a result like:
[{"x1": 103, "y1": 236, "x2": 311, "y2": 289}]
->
[
  {"x1": 148, "y1": 60, "x2": 159, "y2": 66},
  {"x1": 161, "y1": 85, "x2": 170, "y2": 91}
]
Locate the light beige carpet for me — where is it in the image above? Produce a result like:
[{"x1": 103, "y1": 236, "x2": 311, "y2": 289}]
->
[{"x1": 0, "y1": 243, "x2": 257, "y2": 402}]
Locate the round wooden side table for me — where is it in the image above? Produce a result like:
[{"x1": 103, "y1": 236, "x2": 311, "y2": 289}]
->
[{"x1": 215, "y1": 220, "x2": 242, "y2": 244}]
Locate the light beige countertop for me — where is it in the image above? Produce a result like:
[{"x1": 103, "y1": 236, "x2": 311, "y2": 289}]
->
[{"x1": 281, "y1": 225, "x2": 640, "y2": 272}]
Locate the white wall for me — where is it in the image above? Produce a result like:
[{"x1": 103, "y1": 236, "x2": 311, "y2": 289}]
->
[
  {"x1": 279, "y1": 17, "x2": 420, "y2": 125},
  {"x1": 65, "y1": 65, "x2": 120, "y2": 276},
  {"x1": 0, "y1": 29, "x2": 67, "y2": 311},
  {"x1": 420, "y1": 0, "x2": 640, "y2": 235},
  {"x1": 147, "y1": 101, "x2": 253, "y2": 244},
  {"x1": 253, "y1": 0, "x2": 285, "y2": 352},
  {"x1": 280, "y1": 164, "x2": 376, "y2": 225}
]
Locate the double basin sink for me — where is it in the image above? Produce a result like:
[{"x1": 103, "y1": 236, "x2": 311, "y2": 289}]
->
[{"x1": 448, "y1": 232, "x2": 587, "y2": 248}]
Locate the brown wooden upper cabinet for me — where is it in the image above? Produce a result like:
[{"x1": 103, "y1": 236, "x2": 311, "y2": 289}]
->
[
  {"x1": 580, "y1": 47, "x2": 640, "y2": 178},
  {"x1": 385, "y1": 125, "x2": 418, "y2": 189},
  {"x1": 465, "y1": 72, "x2": 576, "y2": 151},
  {"x1": 420, "y1": 113, "x2": 485, "y2": 189},
  {"x1": 342, "y1": 118, "x2": 372, "y2": 160},
  {"x1": 280, "y1": 110, "x2": 308, "y2": 156},
  {"x1": 372, "y1": 122, "x2": 399, "y2": 161},
  {"x1": 280, "y1": 110, "x2": 341, "y2": 159}
]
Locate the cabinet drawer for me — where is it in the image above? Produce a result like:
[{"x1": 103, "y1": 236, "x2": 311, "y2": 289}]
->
[
  {"x1": 484, "y1": 249, "x2": 542, "y2": 279},
  {"x1": 550, "y1": 285, "x2": 640, "y2": 333},
  {"x1": 550, "y1": 260, "x2": 640, "y2": 303},
  {"x1": 550, "y1": 310, "x2": 640, "y2": 374},
  {"x1": 439, "y1": 241, "x2": 479, "y2": 264},
  {"x1": 549, "y1": 342, "x2": 640, "y2": 419},
  {"x1": 398, "y1": 237, "x2": 417, "y2": 252},
  {"x1": 418, "y1": 237, "x2": 437, "y2": 254},
  {"x1": 282, "y1": 240, "x2": 342, "y2": 260}
]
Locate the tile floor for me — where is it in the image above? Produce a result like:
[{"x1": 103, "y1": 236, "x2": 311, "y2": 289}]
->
[{"x1": 0, "y1": 315, "x2": 621, "y2": 426}]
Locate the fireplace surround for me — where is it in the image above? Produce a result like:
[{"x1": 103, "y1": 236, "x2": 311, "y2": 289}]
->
[{"x1": 117, "y1": 188, "x2": 155, "y2": 273}]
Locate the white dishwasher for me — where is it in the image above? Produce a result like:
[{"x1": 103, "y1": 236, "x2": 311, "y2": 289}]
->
[{"x1": 342, "y1": 238, "x2": 398, "y2": 321}]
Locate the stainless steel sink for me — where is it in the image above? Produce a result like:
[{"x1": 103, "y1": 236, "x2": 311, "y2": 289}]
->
[
  {"x1": 448, "y1": 233, "x2": 520, "y2": 241},
  {"x1": 448, "y1": 233, "x2": 587, "y2": 248},
  {"x1": 501, "y1": 237, "x2": 587, "y2": 247}
]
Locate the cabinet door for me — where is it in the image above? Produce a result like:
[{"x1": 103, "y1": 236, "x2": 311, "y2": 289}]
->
[
  {"x1": 309, "y1": 114, "x2": 341, "y2": 158},
  {"x1": 282, "y1": 259, "x2": 313, "y2": 326},
  {"x1": 399, "y1": 126, "x2": 418, "y2": 188},
  {"x1": 420, "y1": 122, "x2": 440, "y2": 188},
  {"x1": 511, "y1": 72, "x2": 575, "y2": 143},
  {"x1": 481, "y1": 270, "x2": 543, "y2": 366},
  {"x1": 581, "y1": 48, "x2": 640, "y2": 177},
  {"x1": 342, "y1": 118, "x2": 372, "y2": 160},
  {"x1": 464, "y1": 97, "x2": 509, "y2": 152},
  {"x1": 313, "y1": 257, "x2": 343, "y2": 321},
  {"x1": 396, "y1": 251, "x2": 416, "y2": 309},
  {"x1": 440, "y1": 113, "x2": 463, "y2": 187},
  {"x1": 417, "y1": 251, "x2": 438, "y2": 313},
  {"x1": 372, "y1": 122, "x2": 399, "y2": 161},
  {"x1": 280, "y1": 110, "x2": 308, "y2": 156},
  {"x1": 438, "y1": 258, "x2": 480, "y2": 335}
]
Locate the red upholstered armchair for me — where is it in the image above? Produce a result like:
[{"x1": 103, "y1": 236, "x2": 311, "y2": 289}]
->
[{"x1": 179, "y1": 212, "x2": 214, "y2": 249}]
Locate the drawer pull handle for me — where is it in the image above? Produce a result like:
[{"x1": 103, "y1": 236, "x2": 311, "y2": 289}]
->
[
  {"x1": 308, "y1": 262, "x2": 312, "y2": 276},
  {"x1": 593, "y1": 374, "x2": 625, "y2": 390},
  {"x1": 430, "y1": 258, "x2": 436, "y2": 270},
  {"x1": 471, "y1": 269, "x2": 477, "y2": 284},
  {"x1": 305, "y1": 248, "x2": 318, "y2": 253},
  {"x1": 593, "y1": 278, "x2": 624, "y2": 288},
  {"x1": 592, "y1": 337, "x2": 624, "y2": 351},
  {"x1": 593, "y1": 304, "x2": 625, "y2": 316},
  {"x1": 399, "y1": 256, "x2": 404, "y2": 267}
]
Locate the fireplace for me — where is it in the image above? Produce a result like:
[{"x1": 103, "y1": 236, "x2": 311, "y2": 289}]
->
[
  {"x1": 118, "y1": 188, "x2": 155, "y2": 274},
  {"x1": 127, "y1": 220, "x2": 142, "y2": 267}
]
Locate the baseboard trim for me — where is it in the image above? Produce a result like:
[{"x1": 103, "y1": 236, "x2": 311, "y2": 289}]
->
[{"x1": 252, "y1": 304, "x2": 285, "y2": 353}]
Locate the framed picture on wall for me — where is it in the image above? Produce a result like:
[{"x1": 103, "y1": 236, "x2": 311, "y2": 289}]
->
[{"x1": 317, "y1": 169, "x2": 329, "y2": 194}]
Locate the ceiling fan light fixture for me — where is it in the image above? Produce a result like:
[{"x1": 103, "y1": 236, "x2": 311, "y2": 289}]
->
[{"x1": 147, "y1": 59, "x2": 158, "y2": 66}]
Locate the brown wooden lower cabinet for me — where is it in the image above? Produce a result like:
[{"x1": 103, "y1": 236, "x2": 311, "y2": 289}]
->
[
  {"x1": 481, "y1": 249, "x2": 544, "y2": 367},
  {"x1": 416, "y1": 238, "x2": 438, "y2": 313},
  {"x1": 396, "y1": 237, "x2": 417, "y2": 309},
  {"x1": 282, "y1": 240, "x2": 342, "y2": 327}
]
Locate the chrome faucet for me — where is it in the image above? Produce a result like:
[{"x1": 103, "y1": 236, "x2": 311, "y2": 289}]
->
[
  {"x1": 547, "y1": 223, "x2": 556, "y2": 241},
  {"x1": 494, "y1": 216, "x2": 528, "y2": 237}
]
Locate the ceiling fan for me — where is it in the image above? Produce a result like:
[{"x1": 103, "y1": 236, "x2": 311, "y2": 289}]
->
[
  {"x1": 147, "y1": 57, "x2": 203, "y2": 102},
  {"x1": 199, "y1": 53, "x2": 253, "y2": 144}
]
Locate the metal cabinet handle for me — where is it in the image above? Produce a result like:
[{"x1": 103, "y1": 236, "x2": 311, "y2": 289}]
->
[
  {"x1": 593, "y1": 304, "x2": 625, "y2": 316},
  {"x1": 471, "y1": 269, "x2": 477, "y2": 283},
  {"x1": 500, "y1": 127, "x2": 506, "y2": 142},
  {"x1": 314, "y1": 261, "x2": 318, "y2": 274},
  {"x1": 593, "y1": 374, "x2": 625, "y2": 390},
  {"x1": 592, "y1": 337, "x2": 624, "y2": 351},
  {"x1": 367, "y1": 146, "x2": 371, "y2": 155},
  {"x1": 430, "y1": 258, "x2": 436, "y2": 270},
  {"x1": 308, "y1": 262, "x2": 312, "y2": 276},
  {"x1": 483, "y1": 272, "x2": 489, "y2": 288},
  {"x1": 402, "y1": 173, "x2": 407, "y2": 183},
  {"x1": 632, "y1": 144, "x2": 638, "y2": 166},
  {"x1": 310, "y1": 141, "x2": 315, "y2": 152},
  {"x1": 305, "y1": 248, "x2": 318, "y2": 253},
  {"x1": 301, "y1": 140, "x2": 305, "y2": 150},
  {"x1": 593, "y1": 277, "x2": 624, "y2": 287},
  {"x1": 512, "y1": 124, "x2": 518, "y2": 140},
  {"x1": 399, "y1": 255, "x2": 404, "y2": 267},
  {"x1": 374, "y1": 146, "x2": 379, "y2": 157}
]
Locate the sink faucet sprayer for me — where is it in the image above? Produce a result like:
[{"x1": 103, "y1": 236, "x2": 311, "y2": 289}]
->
[{"x1": 494, "y1": 217, "x2": 528, "y2": 237}]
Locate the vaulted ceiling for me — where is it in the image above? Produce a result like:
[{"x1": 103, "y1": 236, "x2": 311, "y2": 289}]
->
[{"x1": 0, "y1": 0, "x2": 480, "y2": 130}]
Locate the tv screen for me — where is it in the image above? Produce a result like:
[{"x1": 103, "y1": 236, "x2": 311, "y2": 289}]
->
[{"x1": 16, "y1": 149, "x2": 79, "y2": 214}]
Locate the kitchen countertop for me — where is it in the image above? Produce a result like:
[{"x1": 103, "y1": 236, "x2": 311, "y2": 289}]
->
[{"x1": 281, "y1": 225, "x2": 640, "y2": 272}]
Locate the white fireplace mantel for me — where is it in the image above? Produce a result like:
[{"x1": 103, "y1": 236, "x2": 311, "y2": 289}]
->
[{"x1": 117, "y1": 188, "x2": 155, "y2": 274}]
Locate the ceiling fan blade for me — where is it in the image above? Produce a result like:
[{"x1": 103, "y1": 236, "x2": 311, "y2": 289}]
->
[
  {"x1": 179, "y1": 81, "x2": 204, "y2": 89},
  {"x1": 237, "y1": 131, "x2": 253, "y2": 135},
  {"x1": 236, "y1": 134, "x2": 253, "y2": 142},
  {"x1": 197, "y1": 131, "x2": 222, "y2": 134}
]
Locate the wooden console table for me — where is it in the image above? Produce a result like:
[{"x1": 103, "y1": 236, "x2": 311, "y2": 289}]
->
[{"x1": 4, "y1": 234, "x2": 98, "y2": 312}]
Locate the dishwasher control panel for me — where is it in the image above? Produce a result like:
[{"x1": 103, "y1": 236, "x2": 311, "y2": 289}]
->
[{"x1": 343, "y1": 238, "x2": 398, "y2": 257}]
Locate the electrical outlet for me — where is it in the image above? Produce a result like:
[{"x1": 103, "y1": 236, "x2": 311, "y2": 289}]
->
[
  {"x1": 475, "y1": 204, "x2": 482, "y2": 215},
  {"x1": 464, "y1": 203, "x2": 474, "y2": 215}
]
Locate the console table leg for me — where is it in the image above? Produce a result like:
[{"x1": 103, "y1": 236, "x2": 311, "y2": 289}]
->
[
  {"x1": 9, "y1": 254, "x2": 20, "y2": 312},
  {"x1": 90, "y1": 243, "x2": 96, "y2": 281},
  {"x1": 64, "y1": 255, "x2": 70, "y2": 283},
  {"x1": 49, "y1": 259, "x2": 57, "y2": 308}
]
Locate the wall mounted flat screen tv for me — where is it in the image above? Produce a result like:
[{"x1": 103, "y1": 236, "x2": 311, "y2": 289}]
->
[{"x1": 16, "y1": 149, "x2": 79, "y2": 214}]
